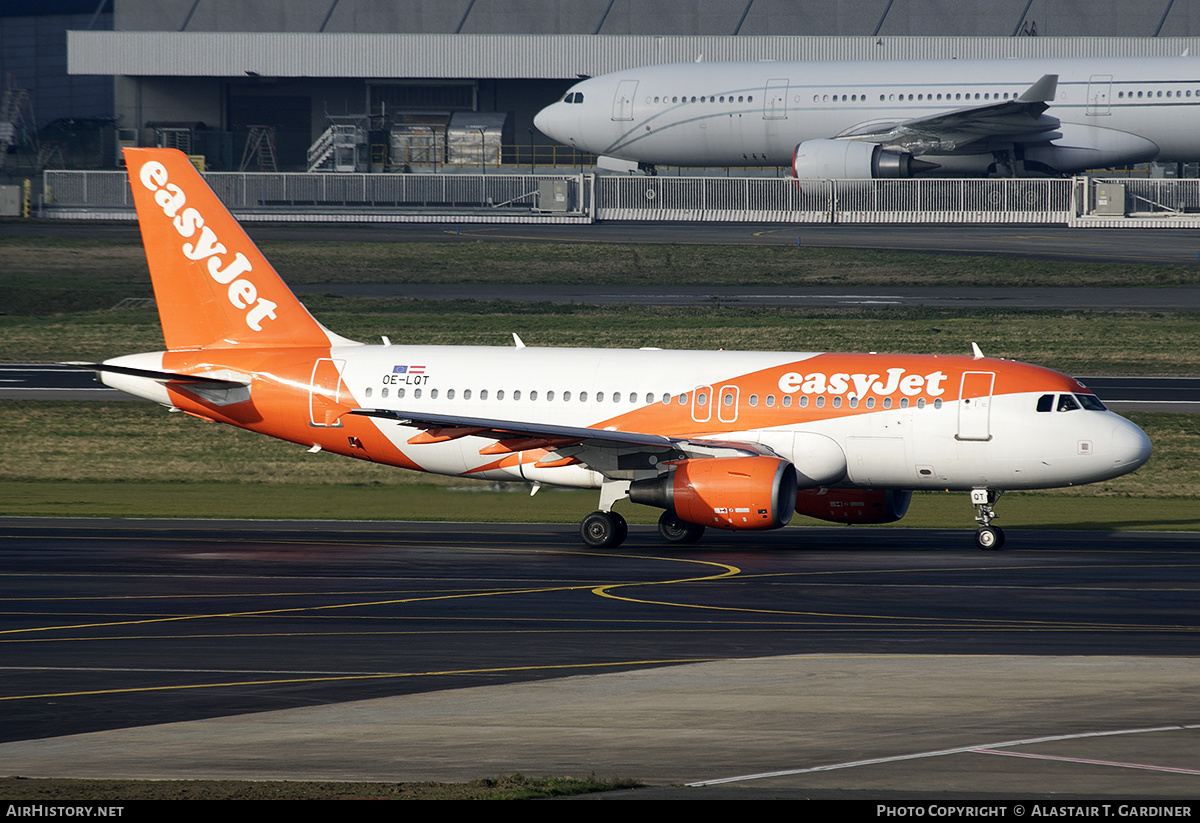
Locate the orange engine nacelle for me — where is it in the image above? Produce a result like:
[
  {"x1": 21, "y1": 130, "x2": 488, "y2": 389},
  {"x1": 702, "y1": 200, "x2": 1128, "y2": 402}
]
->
[
  {"x1": 794, "y1": 488, "x2": 912, "y2": 524},
  {"x1": 629, "y1": 456, "x2": 798, "y2": 531}
]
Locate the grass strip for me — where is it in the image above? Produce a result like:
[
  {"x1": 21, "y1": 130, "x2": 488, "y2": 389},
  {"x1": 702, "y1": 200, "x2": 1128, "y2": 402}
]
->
[
  {"x1": 2, "y1": 402, "x2": 1194, "y2": 530},
  {"x1": 6, "y1": 303, "x2": 1200, "y2": 376},
  {"x1": 5, "y1": 481, "x2": 1198, "y2": 531},
  {"x1": 6, "y1": 234, "x2": 1200, "y2": 299},
  {"x1": 3, "y1": 403, "x2": 1194, "y2": 493},
  {"x1": 0, "y1": 773, "x2": 642, "y2": 800}
]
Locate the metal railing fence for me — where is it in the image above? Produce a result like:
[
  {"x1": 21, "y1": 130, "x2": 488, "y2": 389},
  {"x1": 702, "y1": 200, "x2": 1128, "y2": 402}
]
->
[
  {"x1": 595, "y1": 176, "x2": 834, "y2": 222},
  {"x1": 39, "y1": 169, "x2": 1200, "y2": 226},
  {"x1": 44, "y1": 170, "x2": 593, "y2": 223},
  {"x1": 1095, "y1": 178, "x2": 1200, "y2": 214},
  {"x1": 831, "y1": 178, "x2": 1074, "y2": 224}
]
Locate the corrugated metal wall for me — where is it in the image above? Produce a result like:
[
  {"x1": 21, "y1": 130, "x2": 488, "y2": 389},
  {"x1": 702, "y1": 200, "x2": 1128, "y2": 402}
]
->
[
  {"x1": 69, "y1": 32, "x2": 1200, "y2": 80},
  {"x1": 106, "y1": 0, "x2": 1200, "y2": 39}
]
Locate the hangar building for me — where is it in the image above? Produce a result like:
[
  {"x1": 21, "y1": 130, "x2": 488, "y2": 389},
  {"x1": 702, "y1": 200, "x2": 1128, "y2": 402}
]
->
[{"x1": 17, "y1": 1, "x2": 1200, "y2": 170}]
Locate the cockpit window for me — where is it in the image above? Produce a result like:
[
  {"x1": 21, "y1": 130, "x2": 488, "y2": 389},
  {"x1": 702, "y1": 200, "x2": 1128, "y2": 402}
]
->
[
  {"x1": 563, "y1": 92, "x2": 584, "y2": 104},
  {"x1": 1039, "y1": 393, "x2": 1105, "y2": 412},
  {"x1": 575, "y1": 93, "x2": 584, "y2": 104}
]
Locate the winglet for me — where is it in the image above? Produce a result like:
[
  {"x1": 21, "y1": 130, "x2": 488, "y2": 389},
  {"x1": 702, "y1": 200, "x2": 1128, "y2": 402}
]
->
[
  {"x1": 971, "y1": 342, "x2": 984, "y2": 359},
  {"x1": 1018, "y1": 74, "x2": 1058, "y2": 104},
  {"x1": 124, "y1": 147, "x2": 351, "y2": 351}
]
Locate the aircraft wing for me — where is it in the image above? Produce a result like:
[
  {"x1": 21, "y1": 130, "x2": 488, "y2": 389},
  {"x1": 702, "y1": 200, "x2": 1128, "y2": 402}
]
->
[
  {"x1": 839, "y1": 74, "x2": 1061, "y2": 154},
  {"x1": 351, "y1": 407, "x2": 770, "y2": 470}
]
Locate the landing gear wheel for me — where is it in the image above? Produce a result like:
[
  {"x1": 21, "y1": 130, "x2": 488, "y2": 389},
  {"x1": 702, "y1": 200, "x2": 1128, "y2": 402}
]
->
[
  {"x1": 611, "y1": 512, "x2": 628, "y2": 545},
  {"x1": 580, "y1": 510, "x2": 627, "y2": 549},
  {"x1": 657, "y1": 510, "x2": 705, "y2": 544},
  {"x1": 976, "y1": 525, "x2": 1005, "y2": 551},
  {"x1": 971, "y1": 489, "x2": 1004, "y2": 550}
]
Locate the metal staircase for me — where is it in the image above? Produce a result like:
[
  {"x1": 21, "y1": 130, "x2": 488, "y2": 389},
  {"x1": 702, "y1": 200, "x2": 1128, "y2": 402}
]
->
[
  {"x1": 307, "y1": 122, "x2": 363, "y2": 172},
  {"x1": 240, "y1": 126, "x2": 279, "y2": 172}
]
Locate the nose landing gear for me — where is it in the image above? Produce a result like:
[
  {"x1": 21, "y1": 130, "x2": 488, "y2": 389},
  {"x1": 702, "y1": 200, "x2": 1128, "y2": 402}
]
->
[{"x1": 971, "y1": 488, "x2": 1005, "y2": 550}]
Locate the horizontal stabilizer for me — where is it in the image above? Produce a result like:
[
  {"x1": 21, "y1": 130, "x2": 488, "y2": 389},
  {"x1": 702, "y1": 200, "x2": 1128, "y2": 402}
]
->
[{"x1": 65, "y1": 361, "x2": 250, "y2": 389}]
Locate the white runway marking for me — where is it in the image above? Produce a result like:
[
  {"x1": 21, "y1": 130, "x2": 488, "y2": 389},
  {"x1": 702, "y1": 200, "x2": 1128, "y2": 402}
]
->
[
  {"x1": 976, "y1": 747, "x2": 1200, "y2": 776},
  {"x1": 688, "y1": 724, "x2": 1200, "y2": 786}
]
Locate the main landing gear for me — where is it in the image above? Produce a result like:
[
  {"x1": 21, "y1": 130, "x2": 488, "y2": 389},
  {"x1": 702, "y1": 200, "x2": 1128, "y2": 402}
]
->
[
  {"x1": 971, "y1": 488, "x2": 1005, "y2": 551},
  {"x1": 657, "y1": 510, "x2": 705, "y2": 544},
  {"x1": 580, "y1": 510, "x2": 628, "y2": 549},
  {"x1": 578, "y1": 509, "x2": 706, "y2": 549}
]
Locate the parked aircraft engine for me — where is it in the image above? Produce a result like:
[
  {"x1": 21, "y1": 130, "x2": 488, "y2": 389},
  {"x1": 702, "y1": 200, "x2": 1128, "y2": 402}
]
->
[
  {"x1": 794, "y1": 488, "x2": 912, "y2": 524},
  {"x1": 791, "y1": 139, "x2": 920, "y2": 179},
  {"x1": 629, "y1": 456, "x2": 799, "y2": 530}
]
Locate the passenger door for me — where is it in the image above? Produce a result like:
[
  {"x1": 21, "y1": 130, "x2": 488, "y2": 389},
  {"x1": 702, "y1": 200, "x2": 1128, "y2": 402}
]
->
[
  {"x1": 957, "y1": 371, "x2": 995, "y2": 441},
  {"x1": 612, "y1": 80, "x2": 639, "y2": 121}
]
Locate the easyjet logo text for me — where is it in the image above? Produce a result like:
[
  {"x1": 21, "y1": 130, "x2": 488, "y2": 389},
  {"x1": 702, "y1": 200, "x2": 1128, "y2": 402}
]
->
[
  {"x1": 777, "y1": 368, "x2": 947, "y2": 398},
  {"x1": 138, "y1": 160, "x2": 278, "y2": 332}
]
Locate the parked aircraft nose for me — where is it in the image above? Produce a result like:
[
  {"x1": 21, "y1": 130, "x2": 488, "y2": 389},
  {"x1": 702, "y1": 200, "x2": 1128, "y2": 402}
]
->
[
  {"x1": 534, "y1": 102, "x2": 572, "y2": 145},
  {"x1": 1112, "y1": 416, "x2": 1153, "y2": 473},
  {"x1": 533, "y1": 104, "x2": 552, "y2": 135}
]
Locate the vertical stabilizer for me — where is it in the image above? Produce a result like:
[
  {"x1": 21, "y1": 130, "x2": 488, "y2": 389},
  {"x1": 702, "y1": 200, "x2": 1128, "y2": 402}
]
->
[{"x1": 124, "y1": 147, "x2": 340, "y2": 351}]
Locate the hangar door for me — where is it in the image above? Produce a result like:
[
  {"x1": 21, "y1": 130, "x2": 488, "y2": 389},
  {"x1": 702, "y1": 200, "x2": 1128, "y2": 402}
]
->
[{"x1": 228, "y1": 95, "x2": 311, "y2": 169}]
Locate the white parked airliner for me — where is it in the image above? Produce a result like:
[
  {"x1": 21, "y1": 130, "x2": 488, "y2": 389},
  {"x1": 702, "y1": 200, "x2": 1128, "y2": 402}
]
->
[
  {"x1": 534, "y1": 56, "x2": 1200, "y2": 177},
  {"x1": 82, "y1": 148, "x2": 1151, "y2": 551}
]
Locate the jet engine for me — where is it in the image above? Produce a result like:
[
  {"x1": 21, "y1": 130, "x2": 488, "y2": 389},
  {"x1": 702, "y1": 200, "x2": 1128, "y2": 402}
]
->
[
  {"x1": 791, "y1": 139, "x2": 919, "y2": 179},
  {"x1": 794, "y1": 488, "x2": 912, "y2": 524},
  {"x1": 629, "y1": 456, "x2": 799, "y2": 531}
]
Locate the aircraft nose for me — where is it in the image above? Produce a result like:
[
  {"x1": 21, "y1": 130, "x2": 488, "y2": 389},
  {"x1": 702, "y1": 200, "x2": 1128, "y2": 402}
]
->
[
  {"x1": 534, "y1": 101, "x2": 574, "y2": 144},
  {"x1": 533, "y1": 104, "x2": 555, "y2": 137},
  {"x1": 1112, "y1": 416, "x2": 1152, "y2": 472}
]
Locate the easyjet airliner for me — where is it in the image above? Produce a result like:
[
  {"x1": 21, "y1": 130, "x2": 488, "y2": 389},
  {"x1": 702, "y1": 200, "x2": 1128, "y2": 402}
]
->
[
  {"x1": 534, "y1": 56, "x2": 1200, "y2": 177},
  {"x1": 82, "y1": 148, "x2": 1151, "y2": 550}
]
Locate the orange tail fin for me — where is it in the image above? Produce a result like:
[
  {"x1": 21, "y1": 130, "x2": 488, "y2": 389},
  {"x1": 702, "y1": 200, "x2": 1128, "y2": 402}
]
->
[{"x1": 124, "y1": 147, "x2": 342, "y2": 351}]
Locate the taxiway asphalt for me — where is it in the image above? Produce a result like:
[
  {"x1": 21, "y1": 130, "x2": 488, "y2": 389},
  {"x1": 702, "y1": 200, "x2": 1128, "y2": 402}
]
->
[{"x1": 1, "y1": 518, "x2": 1197, "y2": 796}]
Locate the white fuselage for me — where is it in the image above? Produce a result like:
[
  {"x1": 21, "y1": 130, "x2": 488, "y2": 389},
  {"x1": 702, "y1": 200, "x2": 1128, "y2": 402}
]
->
[
  {"x1": 105, "y1": 344, "x2": 1152, "y2": 494},
  {"x1": 534, "y1": 56, "x2": 1200, "y2": 172}
]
